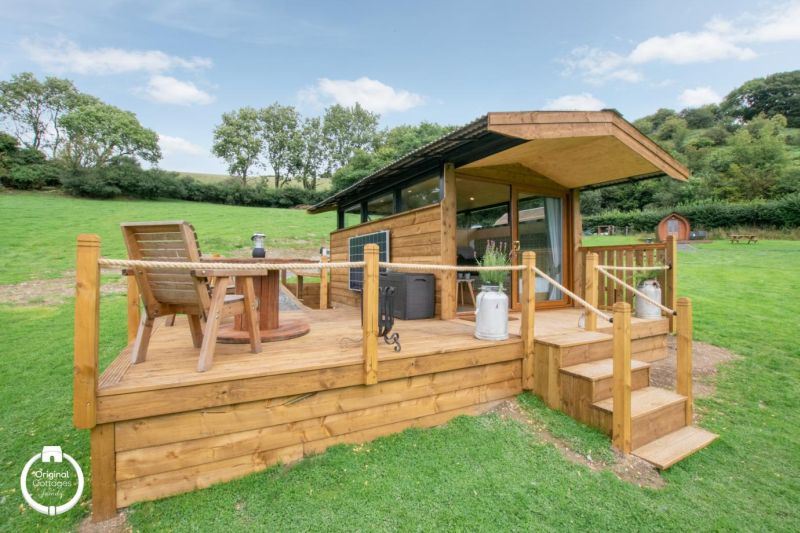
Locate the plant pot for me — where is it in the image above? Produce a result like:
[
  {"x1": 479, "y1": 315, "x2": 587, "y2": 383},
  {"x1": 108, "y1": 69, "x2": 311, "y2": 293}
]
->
[
  {"x1": 634, "y1": 279, "x2": 662, "y2": 319},
  {"x1": 474, "y1": 284, "x2": 509, "y2": 340}
]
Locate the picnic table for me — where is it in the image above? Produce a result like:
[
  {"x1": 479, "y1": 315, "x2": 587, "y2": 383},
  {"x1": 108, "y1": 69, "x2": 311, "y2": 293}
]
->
[{"x1": 729, "y1": 234, "x2": 758, "y2": 244}]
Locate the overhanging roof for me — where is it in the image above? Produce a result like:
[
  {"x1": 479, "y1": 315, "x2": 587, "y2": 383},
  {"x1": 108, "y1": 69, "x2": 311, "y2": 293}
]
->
[{"x1": 308, "y1": 110, "x2": 690, "y2": 213}]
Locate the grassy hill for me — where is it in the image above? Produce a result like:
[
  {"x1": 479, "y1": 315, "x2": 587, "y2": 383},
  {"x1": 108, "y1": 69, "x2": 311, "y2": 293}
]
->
[{"x1": 0, "y1": 191, "x2": 336, "y2": 284}]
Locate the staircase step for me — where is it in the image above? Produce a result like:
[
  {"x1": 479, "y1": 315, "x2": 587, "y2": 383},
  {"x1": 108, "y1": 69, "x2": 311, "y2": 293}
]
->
[
  {"x1": 593, "y1": 387, "x2": 685, "y2": 418},
  {"x1": 592, "y1": 387, "x2": 688, "y2": 449},
  {"x1": 561, "y1": 358, "x2": 650, "y2": 381},
  {"x1": 633, "y1": 426, "x2": 718, "y2": 469}
]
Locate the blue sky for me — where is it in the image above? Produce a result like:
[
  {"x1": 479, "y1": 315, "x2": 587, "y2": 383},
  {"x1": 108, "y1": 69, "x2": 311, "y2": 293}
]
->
[{"x1": 1, "y1": 0, "x2": 799, "y2": 173}]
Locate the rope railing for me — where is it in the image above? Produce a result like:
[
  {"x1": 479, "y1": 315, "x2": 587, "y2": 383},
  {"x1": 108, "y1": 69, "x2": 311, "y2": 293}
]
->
[
  {"x1": 380, "y1": 262, "x2": 525, "y2": 272},
  {"x1": 533, "y1": 266, "x2": 613, "y2": 323},
  {"x1": 98, "y1": 258, "x2": 364, "y2": 271},
  {"x1": 596, "y1": 265, "x2": 676, "y2": 316}
]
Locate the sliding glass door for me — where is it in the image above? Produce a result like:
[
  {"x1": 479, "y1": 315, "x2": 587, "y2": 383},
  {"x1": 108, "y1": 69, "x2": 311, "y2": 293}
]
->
[{"x1": 511, "y1": 189, "x2": 568, "y2": 309}]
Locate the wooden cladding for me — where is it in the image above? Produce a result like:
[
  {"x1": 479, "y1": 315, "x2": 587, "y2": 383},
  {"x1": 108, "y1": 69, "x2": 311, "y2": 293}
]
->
[
  {"x1": 578, "y1": 243, "x2": 671, "y2": 310},
  {"x1": 329, "y1": 205, "x2": 443, "y2": 312}
]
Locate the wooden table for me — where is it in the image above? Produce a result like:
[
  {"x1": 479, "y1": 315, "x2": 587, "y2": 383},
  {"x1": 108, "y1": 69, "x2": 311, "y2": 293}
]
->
[
  {"x1": 214, "y1": 258, "x2": 311, "y2": 343},
  {"x1": 729, "y1": 234, "x2": 758, "y2": 244}
]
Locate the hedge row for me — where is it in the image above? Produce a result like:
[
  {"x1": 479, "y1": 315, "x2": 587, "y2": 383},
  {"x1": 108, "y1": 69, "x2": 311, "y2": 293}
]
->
[
  {"x1": 583, "y1": 195, "x2": 800, "y2": 231},
  {"x1": 1, "y1": 156, "x2": 327, "y2": 208}
]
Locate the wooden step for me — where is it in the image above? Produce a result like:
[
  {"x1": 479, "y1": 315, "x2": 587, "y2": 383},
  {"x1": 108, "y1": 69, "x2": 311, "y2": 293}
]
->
[
  {"x1": 561, "y1": 358, "x2": 651, "y2": 402},
  {"x1": 633, "y1": 426, "x2": 718, "y2": 469},
  {"x1": 593, "y1": 387, "x2": 687, "y2": 449}
]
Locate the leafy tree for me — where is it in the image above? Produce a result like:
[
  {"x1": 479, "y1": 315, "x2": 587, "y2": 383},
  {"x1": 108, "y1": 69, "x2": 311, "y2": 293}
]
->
[
  {"x1": 322, "y1": 103, "x2": 380, "y2": 175},
  {"x1": 259, "y1": 103, "x2": 301, "y2": 189},
  {"x1": 721, "y1": 70, "x2": 800, "y2": 127},
  {"x1": 211, "y1": 107, "x2": 263, "y2": 186},
  {"x1": 291, "y1": 117, "x2": 326, "y2": 190},
  {"x1": 680, "y1": 104, "x2": 719, "y2": 129},
  {"x1": 60, "y1": 101, "x2": 161, "y2": 169},
  {"x1": 0, "y1": 72, "x2": 89, "y2": 156}
]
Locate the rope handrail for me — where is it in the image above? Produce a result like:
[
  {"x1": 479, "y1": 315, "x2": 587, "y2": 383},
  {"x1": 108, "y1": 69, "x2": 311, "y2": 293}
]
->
[
  {"x1": 597, "y1": 264, "x2": 669, "y2": 271},
  {"x1": 98, "y1": 258, "x2": 364, "y2": 271},
  {"x1": 379, "y1": 262, "x2": 525, "y2": 272},
  {"x1": 532, "y1": 266, "x2": 613, "y2": 323},
  {"x1": 596, "y1": 266, "x2": 676, "y2": 316}
]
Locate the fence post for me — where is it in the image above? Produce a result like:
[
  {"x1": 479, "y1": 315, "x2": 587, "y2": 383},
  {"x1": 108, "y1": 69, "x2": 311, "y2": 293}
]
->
[
  {"x1": 126, "y1": 272, "x2": 140, "y2": 343},
  {"x1": 584, "y1": 252, "x2": 599, "y2": 331},
  {"x1": 319, "y1": 256, "x2": 329, "y2": 310},
  {"x1": 74, "y1": 234, "x2": 101, "y2": 430},
  {"x1": 676, "y1": 297, "x2": 693, "y2": 425},
  {"x1": 521, "y1": 251, "x2": 536, "y2": 390},
  {"x1": 612, "y1": 301, "x2": 632, "y2": 453},
  {"x1": 362, "y1": 243, "x2": 379, "y2": 385},
  {"x1": 666, "y1": 234, "x2": 678, "y2": 333}
]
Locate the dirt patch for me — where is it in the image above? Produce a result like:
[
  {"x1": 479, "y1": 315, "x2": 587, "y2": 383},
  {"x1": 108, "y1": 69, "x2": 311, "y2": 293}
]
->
[
  {"x1": 650, "y1": 337, "x2": 739, "y2": 400},
  {"x1": 0, "y1": 273, "x2": 127, "y2": 306},
  {"x1": 78, "y1": 509, "x2": 131, "y2": 533},
  {"x1": 490, "y1": 399, "x2": 664, "y2": 488}
]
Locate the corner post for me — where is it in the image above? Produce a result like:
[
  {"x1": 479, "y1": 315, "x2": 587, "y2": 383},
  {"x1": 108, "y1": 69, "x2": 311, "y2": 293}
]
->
[
  {"x1": 676, "y1": 297, "x2": 693, "y2": 425},
  {"x1": 584, "y1": 252, "x2": 599, "y2": 331},
  {"x1": 521, "y1": 251, "x2": 536, "y2": 390},
  {"x1": 319, "y1": 256, "x2": 329, "y2": 310},
  {"x1": 666, "y1": 234, "x2": 678, "y2": 333},
  {"x1": 612, "y1": 301, "x2": 632, "y2": 454},
  {"x1": 439, "y1": 162, "x2": 457, "y2": 319},
  {"x1": 74, "y1": 234, "x2": 101, "y2": 430},
  {"x1": 362, "y1": 243, "x2": 379, "y2": 385},
  {"x1": 126, "y1": 272, "x2": 140, "y2": 343}
]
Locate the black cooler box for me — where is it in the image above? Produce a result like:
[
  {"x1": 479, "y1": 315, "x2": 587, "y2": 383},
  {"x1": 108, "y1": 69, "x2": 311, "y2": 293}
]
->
[{"x1": 379, "y1": 272, "x2": 435, "y2": 320}]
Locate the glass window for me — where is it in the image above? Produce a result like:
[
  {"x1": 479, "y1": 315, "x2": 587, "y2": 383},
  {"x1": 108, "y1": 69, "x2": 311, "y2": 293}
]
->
[
  {"x1": 366, "y1": 192, "x2": 394, "y2": 221},
  {"x1": 342, "y1": 203, "x2": 362, "y2": 228},
  {"x1": 516, "y1": 193, "x2": 564, "y2": 302},
  {"x1": 400, "y1": 174, "x2": 440, "y2": 211}
]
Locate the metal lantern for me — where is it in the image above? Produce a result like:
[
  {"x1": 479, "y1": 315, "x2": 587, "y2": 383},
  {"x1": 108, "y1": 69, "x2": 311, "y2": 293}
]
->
[{"x1": 251, "y1": 233, "x2": 266, "y2": 258}]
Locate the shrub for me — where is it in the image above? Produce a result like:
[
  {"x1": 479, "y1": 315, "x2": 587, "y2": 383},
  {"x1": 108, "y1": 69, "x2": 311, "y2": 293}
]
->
[
  {"x1": 1, "y1": 163, "x2": 62, "y2": 190},
  {"x1": 583, "y1": 195, "x2": 800, "y2": 231}
]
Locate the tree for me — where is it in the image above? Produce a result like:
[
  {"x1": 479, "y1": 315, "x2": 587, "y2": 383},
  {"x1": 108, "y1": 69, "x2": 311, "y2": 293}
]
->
[
  {"x1": 721, "y1": 70, "x2": 800, "y2": 127},
  {"x1": 291, "y1": 117, "x2": 326, "y2": 190},
  {"x1": 322, "y1": 103, "x2": 380, "y2": 175},
  {"x1": 680, "y1": 104, "x2": 719, "y2": 129},
  {"x1": 259, "y1": 103, "x2": 300, "y2": 189},
  {"x1": 211, "y1": 107, "x2": 263, "y2": 186},
  {"x1": 60, "y1": 101, "x2": 161, "y2": 169},
  {"x1": 0, "y1": 72, "x2": 85, "y2": 156}
]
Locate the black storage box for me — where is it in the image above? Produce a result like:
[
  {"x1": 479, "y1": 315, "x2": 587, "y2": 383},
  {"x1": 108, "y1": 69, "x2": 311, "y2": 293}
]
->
[{"x1": 379, "y1": 272, "x2": 435, "y2": 320}]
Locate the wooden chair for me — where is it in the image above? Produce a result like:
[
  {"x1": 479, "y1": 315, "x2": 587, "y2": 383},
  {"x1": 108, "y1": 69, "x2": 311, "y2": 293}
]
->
[{"x1": 121, "y1": 221, "x2": 261, "y2": 372}]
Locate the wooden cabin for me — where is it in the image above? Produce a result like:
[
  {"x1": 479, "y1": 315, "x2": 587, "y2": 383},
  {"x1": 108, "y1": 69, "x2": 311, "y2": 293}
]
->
[
  {"x1": 657, "y1": 212, "x2": 691, "y2": 242},
  {"x1": 75, "y1": 111, "x2": 721, "y2": 524},
  {"x1": 308, "y1": 110, "x2": 690, "y2": 315}
]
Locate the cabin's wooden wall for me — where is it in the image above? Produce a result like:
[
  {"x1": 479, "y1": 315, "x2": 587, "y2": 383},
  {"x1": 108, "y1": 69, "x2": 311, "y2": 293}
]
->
[
  {"x1": 110, "y1": 347, "x2": 521, "y2": 507},
  {"x1": 329, "y1": 204, "x2": 444, "y2": 315}
]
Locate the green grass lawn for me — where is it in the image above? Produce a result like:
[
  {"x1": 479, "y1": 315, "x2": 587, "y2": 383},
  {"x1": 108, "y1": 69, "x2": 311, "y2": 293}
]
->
[
  {"x1": 1, "y1": 194, "x2": 799, "y2": 531},
  {"x1": 0, "y1": 192, "x2": 336, "y2": 284}
]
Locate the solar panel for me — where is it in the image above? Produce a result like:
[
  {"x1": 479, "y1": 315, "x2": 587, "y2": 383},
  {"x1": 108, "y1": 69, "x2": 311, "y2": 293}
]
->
[{"x1": 348, "y1": 230, "x2": 390, "y2": 291}]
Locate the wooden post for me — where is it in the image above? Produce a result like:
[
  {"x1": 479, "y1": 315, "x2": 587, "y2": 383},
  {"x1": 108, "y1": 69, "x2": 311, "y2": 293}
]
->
[
  {"x1": 612, "y1": 301, "x2": 632, "y2": 454},
  {"x1": 319, "y1": 256, "x2": 329, "y2": 310},
  {"x1": 90, "y1": 423, "x2": 117, "y2": 521},
  {"x1": 126, "y1": 273, "x2": 140, "y2": 343},
  {"x1": 521, "y1": 251, "x2": 536, "y2": 390},
  {"x1": 439, "y1": 162, "x2": 457, "y2": 319},
  {"x1": 584, "y1": 252, "x2": 599, "y2": 331},
  {"x1": 74, "y1": 234, "x2": 101, "y2": 430},
  {"x1": 362, "y1": 243, "x2": 379, "y2": 385},
  {"x1": 666, "y1": 234, "x2": 678, "y2": 333},
  {"x1": 676, "y1": 297, "x2": 693, "y2": 425}
]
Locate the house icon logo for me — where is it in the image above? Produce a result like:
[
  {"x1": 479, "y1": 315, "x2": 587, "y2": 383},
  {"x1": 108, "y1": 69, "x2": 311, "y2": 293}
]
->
[{"x1": 20, "y1": 446, "x2": 85, "y2": 516}]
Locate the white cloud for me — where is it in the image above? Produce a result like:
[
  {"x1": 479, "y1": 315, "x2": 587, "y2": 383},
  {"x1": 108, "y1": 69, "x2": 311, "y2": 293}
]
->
[
  {"x1": 140, "y1": 75, "x2": 214, "y2": 106},
  {"x1": 563, "y1": 1, "x2": 800, "y2": 84},
  {"x1": 298, "y1": 77, "x2": 424, "y2": 113},
  {"x1": 678, "y1": 87, "x2": 722, "y2": 108},
  {"x1": 543, "y1": 93, "x2": 606, "y2": 111},
  {"x1": 158, "y1": 134, "x2": 206, "y2": 157},
  {"x1": 21, "y1": 37, "x2": 212, "y2": 75}
]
